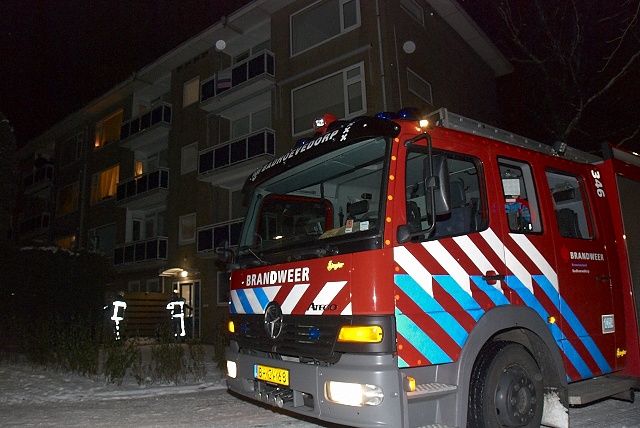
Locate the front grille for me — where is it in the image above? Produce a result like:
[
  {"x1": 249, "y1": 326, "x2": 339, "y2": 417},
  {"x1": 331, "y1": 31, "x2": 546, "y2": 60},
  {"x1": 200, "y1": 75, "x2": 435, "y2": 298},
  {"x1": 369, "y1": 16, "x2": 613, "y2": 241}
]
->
[
  {"x1": 234, "y1": 314, "x2": 342, "y2": 362},
  {"x1": 232, "y1": 314, "x2": 396, "y2": 363}
]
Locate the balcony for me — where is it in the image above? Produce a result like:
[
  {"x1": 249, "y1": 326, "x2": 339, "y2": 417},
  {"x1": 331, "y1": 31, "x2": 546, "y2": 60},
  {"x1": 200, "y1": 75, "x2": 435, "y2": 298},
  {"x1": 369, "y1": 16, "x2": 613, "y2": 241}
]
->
[
  {"x1": 114, "y1": 237, "x2": 168, "y2": 267},
  {"x1": 23, "y1": 164, "x2": 54, "y2": 196},
  {"x1": 197, "y1": 129, "x2": 275, "y2": 188},
  {"x1": 19, "y1": 212, "x2": 50, "y2": 236},
  {"x1": 120, "y1": 103, "x2": 172, "y2": 155},
  {"x1": 200, "y1": 50, "x2": 275, "y2": 113},
  {"x1": 116, "y1": 168, "x2": 169, "y2": 210},
  {"x1": 197, "y1": 219, "x2": 243, "y2": 257}
]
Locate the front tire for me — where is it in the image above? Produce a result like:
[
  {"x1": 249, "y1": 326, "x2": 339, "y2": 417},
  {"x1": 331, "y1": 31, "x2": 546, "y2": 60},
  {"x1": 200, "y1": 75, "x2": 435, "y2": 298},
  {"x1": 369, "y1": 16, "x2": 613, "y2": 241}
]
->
[{"x1": 468, "y1": 341, "x2": 543, "y2": 427}]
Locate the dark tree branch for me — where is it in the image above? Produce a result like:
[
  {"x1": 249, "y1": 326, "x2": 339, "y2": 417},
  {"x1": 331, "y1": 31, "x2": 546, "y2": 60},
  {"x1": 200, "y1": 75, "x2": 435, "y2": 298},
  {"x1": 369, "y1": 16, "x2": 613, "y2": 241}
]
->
[{"x1": 487, "y1": 0, "x2": 640, "y2": 150}]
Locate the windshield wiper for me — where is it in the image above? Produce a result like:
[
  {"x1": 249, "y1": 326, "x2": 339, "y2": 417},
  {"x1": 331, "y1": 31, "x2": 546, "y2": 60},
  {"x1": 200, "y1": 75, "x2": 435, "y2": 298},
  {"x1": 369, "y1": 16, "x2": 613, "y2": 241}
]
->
[
  {"x1": 236, "y1": 246, "x2": 267, "y2": 267},
  {"x1": 291, "y1": 245, "x2": 338, "y2": 261}
]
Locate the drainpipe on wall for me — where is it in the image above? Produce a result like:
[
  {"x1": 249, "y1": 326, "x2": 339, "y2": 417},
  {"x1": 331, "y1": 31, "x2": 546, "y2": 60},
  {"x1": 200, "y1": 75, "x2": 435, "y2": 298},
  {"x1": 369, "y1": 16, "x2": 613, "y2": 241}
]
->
[
  {"x1": 78, "y1": 125, "x2": 89, "y2": 249},
  {"x1": 375, "y1": 0, "x2": 387, "y2": 111},
  {"x1": 393, "y1": 25, "x2": 403, "y2": 108}
]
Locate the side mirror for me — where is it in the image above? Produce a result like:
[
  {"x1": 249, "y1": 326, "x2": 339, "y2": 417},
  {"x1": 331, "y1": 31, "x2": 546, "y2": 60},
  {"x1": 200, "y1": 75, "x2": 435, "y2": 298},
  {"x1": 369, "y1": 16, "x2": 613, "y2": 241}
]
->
[
  {"x1": 396, "y1": 225, "x2": 412, "y2": 244},
  {"x1": 397, "y1": 221, "x2": 433, "y2": 244},
  {"x1": 397, "y1": 152, "x2": 450, "y2": 244},
  {"x1": 424, "y1": 154, "x2": 451, "y2": 216}
]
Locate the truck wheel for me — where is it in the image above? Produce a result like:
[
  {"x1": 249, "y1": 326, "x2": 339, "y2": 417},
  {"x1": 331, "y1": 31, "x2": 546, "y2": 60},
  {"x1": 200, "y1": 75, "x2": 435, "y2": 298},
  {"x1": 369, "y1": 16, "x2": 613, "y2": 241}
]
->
[{"x1": 468, "y1": 341, "x2": 543, "y2": 427}]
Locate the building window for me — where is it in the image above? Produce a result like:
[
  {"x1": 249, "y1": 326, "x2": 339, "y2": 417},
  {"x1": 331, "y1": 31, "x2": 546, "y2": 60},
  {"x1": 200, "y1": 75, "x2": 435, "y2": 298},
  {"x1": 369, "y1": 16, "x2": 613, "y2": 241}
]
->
[
  {"x1": 230, "y1": 107, "x2": 272, "y2": 140},
  {"x1": 128, "y1": 281, "x2": 141, "y2": 292},
  {"x1": 235, "y1": 40, "x2": 272, "y2": 64},
  {"x1": 156, "y1": 211, "x2": 166, "y2": 236},
  {"x1": 292, "y1": 63, "x2": 365, "y2": 135},
  {"x1": 401, "y1": 0, "x2": 424, "y2": 26},
  {"x1": 146, "y1": 278, "x2": 161, "y2": 293},
  {"x1": 407, "y1": 68, "x2": 433, "y2": 105},
  {"x1": 135, "y1": 150, "x2": 167, "y2": 176},
  {"x1": 55, "y1": 235, "x2": 76, "y2": 250},
  {"x1": 94, "y1": 110, "x2": 122, "y2": 148},
  {"x1": 89, "y1": 223, "x2": 116, "y2": 257},
  {"x1": 179, "y1": 213, "x2": 197, "y2": 245},
  {"x1": 217, "y1": 271, "x2": 230, "y2": 306},
  {"x1": 181, "y1": 142, "x2": 198, "y2": 175},
  {"x1": 231, "y1": 116, "x2": 250, "y2": 139},
  {"x1": 234, "y1": 50, "x2": 250, "y2": 64},
  {"x1": 129, "y1": 210, "x2": 165, "y2": 242},
  {"x1": 56, "y1": 182, "x2": 79, "y2": 216},
  {"x1": 252, "y1": 39, "x2": 271, "y2": 55},
  {"x1": 231, "y1": 189, "x2": 246, "y2": 219},
  {"x1": 60, "y1": 132, "x2": 85, "y2": 167},
  {"x1": 183, "y1": 76, "x2": 200, "y2": 107},
  {"x1": 291, "y1": 0, "x2": 360, "y2": 55},
  {"x1": 91, "y1": 165, "x2": 120, "y2": 204}
]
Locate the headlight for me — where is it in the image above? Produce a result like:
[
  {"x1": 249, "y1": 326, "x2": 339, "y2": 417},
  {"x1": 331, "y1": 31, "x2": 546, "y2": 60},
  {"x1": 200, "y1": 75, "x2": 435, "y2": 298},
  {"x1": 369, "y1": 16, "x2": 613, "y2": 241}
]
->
[
  {"x1": 227, "y1": 361, "x2": 237, "y2": 378},
  {"x1": 325, "y1": 381, "x2": 383, "y2": 406}
]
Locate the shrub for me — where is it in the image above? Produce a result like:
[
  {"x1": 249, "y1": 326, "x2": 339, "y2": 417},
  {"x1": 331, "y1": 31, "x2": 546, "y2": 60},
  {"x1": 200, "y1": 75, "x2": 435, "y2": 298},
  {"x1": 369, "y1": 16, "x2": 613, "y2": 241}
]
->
[
  {"x1": 186, "y1": 340, "x2": 207, "y2": 381},
  {"x1": 102, "y1": 338, "x2": 140, "y2": 386},
  {"x1": 212, "y1": 317, "x2": 229, "y2": 371},
  {"x1": 55, "y1": 318, "x2": 100, "y2": 376},
  {"x1": 150, "y1": 339, "x2": 185, "y2": 385}
]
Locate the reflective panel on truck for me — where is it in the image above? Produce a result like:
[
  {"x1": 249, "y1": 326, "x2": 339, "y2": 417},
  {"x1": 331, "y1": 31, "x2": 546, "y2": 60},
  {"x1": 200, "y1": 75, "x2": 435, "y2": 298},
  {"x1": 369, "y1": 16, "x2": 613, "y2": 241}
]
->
[
  {"x1": 393, "y1": 228, "x2": 611, "y2": 380},
  {"x1": 230, "y1": 280, "x2": 351, "y2": 315}
]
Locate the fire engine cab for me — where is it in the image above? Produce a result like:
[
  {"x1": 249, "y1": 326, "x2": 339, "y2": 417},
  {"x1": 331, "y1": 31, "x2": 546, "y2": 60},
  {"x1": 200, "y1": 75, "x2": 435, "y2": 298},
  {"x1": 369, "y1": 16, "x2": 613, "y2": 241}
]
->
[{"x1": 223, "y1": 107, "x2": 640, "y2": 427}]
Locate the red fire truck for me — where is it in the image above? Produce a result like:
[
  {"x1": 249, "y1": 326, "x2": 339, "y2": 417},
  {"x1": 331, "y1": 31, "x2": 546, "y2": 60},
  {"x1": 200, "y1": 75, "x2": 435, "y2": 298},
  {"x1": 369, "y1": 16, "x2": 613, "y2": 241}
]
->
[{"x1": 223, "y1": 108, "x2": 640, "y2": 427}]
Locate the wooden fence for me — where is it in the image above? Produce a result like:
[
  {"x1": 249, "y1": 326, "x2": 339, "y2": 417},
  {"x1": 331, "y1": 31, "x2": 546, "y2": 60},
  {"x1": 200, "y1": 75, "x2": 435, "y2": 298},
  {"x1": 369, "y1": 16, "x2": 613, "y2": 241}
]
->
[{"x1": 122, "y1": 292, "x2": 171, "y2": 337}]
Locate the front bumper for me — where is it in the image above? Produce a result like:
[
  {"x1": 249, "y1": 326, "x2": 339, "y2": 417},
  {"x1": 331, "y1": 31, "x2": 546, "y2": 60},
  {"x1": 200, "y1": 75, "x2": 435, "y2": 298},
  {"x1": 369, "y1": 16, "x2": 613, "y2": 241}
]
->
[{"x1": 225, "y1": 340, "x2": 404, "y2": 427}]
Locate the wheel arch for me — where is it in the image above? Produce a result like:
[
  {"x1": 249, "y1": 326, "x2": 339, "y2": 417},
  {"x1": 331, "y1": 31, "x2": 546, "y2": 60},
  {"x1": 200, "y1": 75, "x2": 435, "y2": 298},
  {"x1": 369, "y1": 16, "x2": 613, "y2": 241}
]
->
[{"x1": 454, "y1": 305, "x2": 569, "y2": 426}]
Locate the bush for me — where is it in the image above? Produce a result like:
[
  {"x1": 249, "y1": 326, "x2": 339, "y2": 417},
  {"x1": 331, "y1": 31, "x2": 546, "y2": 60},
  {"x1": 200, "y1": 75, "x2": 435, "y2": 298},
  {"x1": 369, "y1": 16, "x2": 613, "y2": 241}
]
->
[
  {"x1": 1, "y1": 247, "x2": 111, "y2": 364},
  {"x1": 186, "y1": 340, "x2": 207, "y2": 381},
  {"x1": 212, "y1": 317, "x2": 229, "y2": 371},
  {"x1": 102, "y1": 338, "x2": 140, "y2": 386},
  {"x1": 150, "y1": 339, "x2": 185, "y2": 385},
  {"x1": 56, "y1": 318, "x2": 100, "y2": 376}
]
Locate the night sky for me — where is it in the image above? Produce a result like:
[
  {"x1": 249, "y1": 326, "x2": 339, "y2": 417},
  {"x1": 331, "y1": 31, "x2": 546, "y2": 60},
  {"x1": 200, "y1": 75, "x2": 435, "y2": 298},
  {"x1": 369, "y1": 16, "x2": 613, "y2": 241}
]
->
[
  {"x1": 462, "y1": 1, "x2": 640, "y2": 153},
  {"x1": 1, "y1": 0, "x2": 249, "y2": 145},
  {"x1": 1, "y1": 1, "x2": 638, "y2": 152}
]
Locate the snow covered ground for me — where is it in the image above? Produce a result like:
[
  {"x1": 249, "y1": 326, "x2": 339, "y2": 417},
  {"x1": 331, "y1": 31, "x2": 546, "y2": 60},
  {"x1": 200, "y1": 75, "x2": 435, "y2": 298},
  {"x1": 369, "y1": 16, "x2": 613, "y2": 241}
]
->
[
  {"x1": 1, "y1": 354, "x2": 639, "y2": 427},
  {"x1": 0, "y1": 356, "x2": 227, "y2": 405},
  {"x1": 0, "y1": 354, "x2": 323, "y2": 428}
]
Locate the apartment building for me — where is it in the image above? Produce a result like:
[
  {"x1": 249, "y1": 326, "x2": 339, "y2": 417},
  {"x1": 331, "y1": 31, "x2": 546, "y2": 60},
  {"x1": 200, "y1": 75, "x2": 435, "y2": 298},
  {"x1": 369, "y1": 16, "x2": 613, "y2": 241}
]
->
[{"x1": 13, "y1": 0, "x2": 511, "y2": 342}]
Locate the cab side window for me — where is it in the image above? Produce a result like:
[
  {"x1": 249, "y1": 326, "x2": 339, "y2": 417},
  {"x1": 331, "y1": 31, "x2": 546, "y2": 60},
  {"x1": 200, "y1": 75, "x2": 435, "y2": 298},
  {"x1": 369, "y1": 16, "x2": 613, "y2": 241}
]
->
[
  {"x1": 545, "y1": 169, "x2": 594, "y2": 239},
  {"x1": 405, "y1": 148, "x2": 486, "y2": 239},
  {"x1": 499, "y1": 159, "x2": 541, "y2": 234}
]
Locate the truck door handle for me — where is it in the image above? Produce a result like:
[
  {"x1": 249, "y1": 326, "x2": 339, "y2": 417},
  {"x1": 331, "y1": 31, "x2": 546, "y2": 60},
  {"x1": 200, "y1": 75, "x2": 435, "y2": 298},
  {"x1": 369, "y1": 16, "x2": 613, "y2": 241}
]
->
[
  {"x1": 596, "y1": 276, "x2": 611, "y2": 281},
  {"x1": 482, "y1": 271, "x2": 505, "y2": 285}
]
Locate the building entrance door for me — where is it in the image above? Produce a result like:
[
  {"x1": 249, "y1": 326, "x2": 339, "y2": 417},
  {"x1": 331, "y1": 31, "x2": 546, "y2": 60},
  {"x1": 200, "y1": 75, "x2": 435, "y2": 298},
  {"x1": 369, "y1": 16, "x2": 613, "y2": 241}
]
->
[{"x1": 172, "y1": 280, "x2": 201, "y2": 338}]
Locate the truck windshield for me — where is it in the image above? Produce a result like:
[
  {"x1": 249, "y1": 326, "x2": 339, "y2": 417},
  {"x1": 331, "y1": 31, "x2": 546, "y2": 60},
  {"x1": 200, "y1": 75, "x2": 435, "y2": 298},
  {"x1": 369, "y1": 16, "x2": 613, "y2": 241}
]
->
[{"x1": 238, "y1": 137, "x2": 388, "y2": 259}]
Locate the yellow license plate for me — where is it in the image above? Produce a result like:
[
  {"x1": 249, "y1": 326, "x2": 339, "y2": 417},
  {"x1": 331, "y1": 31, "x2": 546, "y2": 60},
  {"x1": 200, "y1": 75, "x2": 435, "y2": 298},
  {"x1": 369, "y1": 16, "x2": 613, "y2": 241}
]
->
[{"x1": 255, "y1": 364, "x2": 289, "y2": 386}]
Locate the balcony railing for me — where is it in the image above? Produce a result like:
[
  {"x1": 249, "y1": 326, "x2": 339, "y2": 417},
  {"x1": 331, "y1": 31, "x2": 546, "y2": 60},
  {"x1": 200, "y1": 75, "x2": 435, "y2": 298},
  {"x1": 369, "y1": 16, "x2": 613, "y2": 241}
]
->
[
  {"x1": 120, "y1": 103, "x2": 172, "y2": 141},
  {"x1": 19, "y1": 212, "x2": 50, "y2": 235},
  {"x1": 114, "y1": 237, "x2": 168, "y2": 266},
  {"x1": 23, "y1": 164, "x2": 54, "y2": 190},
  {"x1": 197, "y1": 219, "x2": 243, "y2": 254},
  {"x1": 116, "y1": 168, "x2": 169, "y2": 203},
  {"x1": 201, "y1": 51, "x2": 275, "y2": 103},
  {"x1": 198, "y1": 129, "x2": 275, "y2": 175}
]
